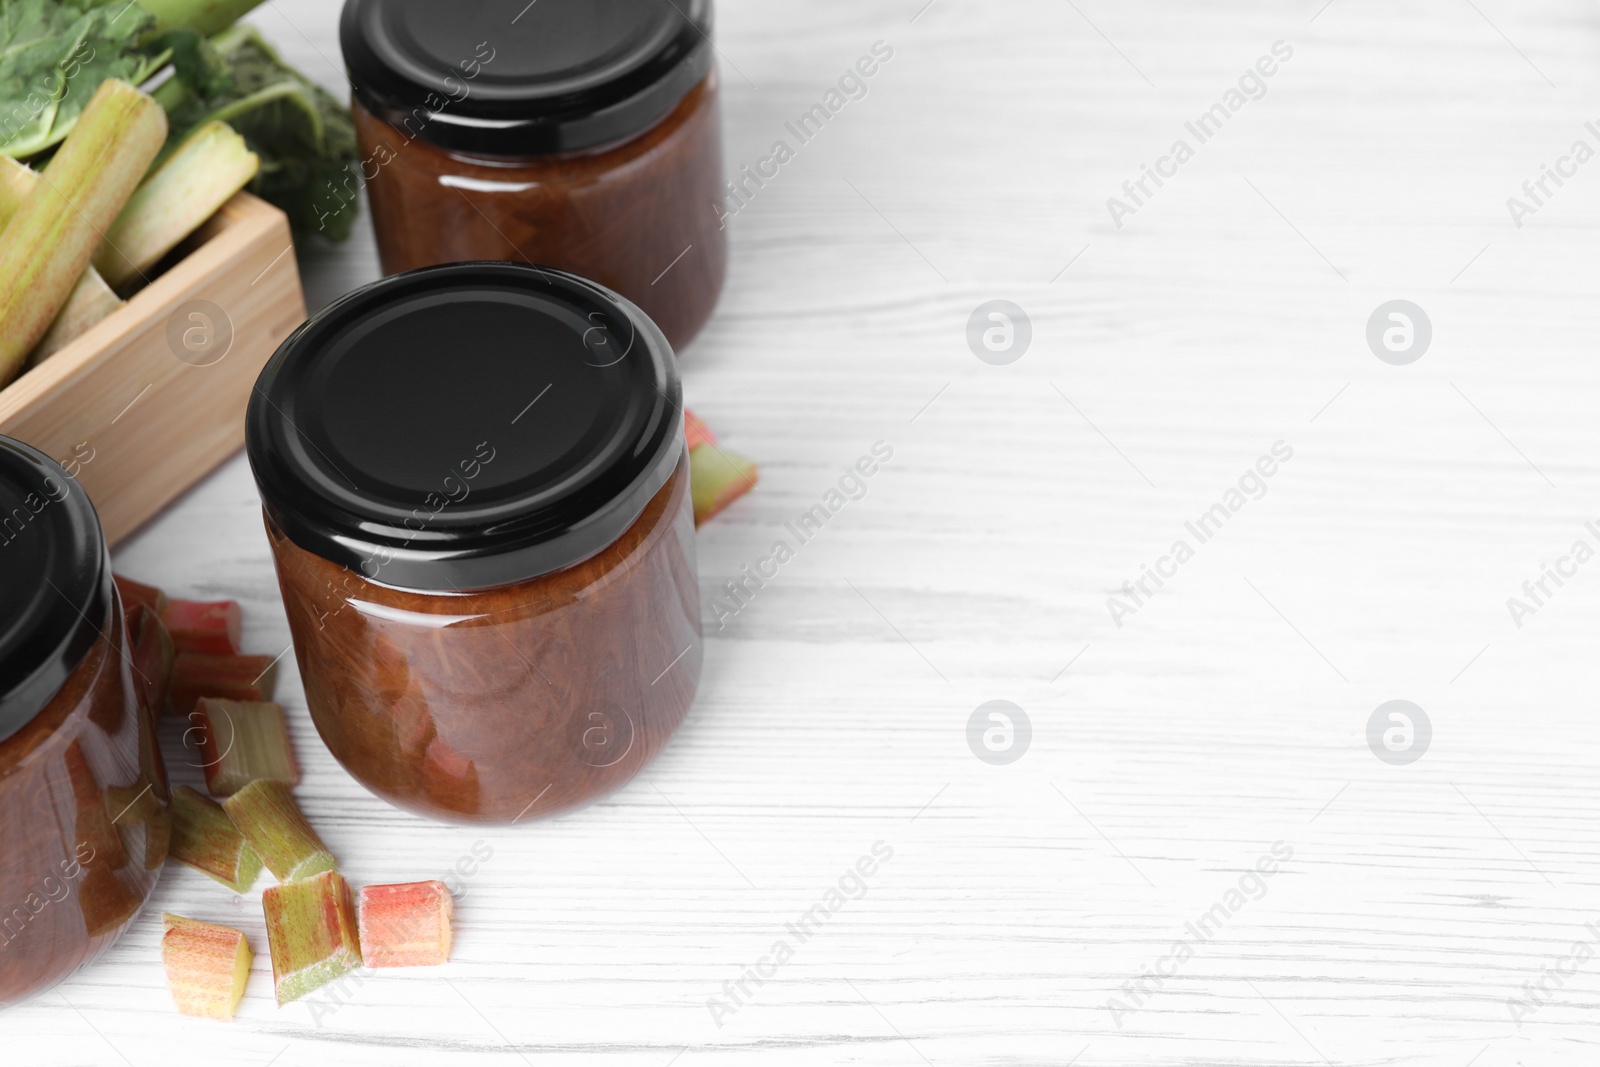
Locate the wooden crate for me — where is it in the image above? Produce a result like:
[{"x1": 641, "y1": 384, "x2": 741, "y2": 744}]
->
[{"x1": 0, "y1": 192, "x2": 305, "y2": 545}]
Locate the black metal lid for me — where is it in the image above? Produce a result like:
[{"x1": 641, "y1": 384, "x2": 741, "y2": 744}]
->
[
  {"x1": 0, "y1": 436, "x2": 111, "y2": 745},
  {"x1": 340, "y1": 0, "x2": 713, "y2": 156},
  {"x1": 246, "y1": 262, "x2": 683, "y2": 593}
]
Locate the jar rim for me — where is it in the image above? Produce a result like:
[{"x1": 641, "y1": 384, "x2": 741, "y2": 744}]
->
[
  {"x1": 0, "y1": 437, "x2": 111, "y2": 744},
  {"x1": 245, "y1": 263, "x2": 684, "y2": 593},
  {"x1": 340, "y1": 0, "x2": 713, "y2": 156}
]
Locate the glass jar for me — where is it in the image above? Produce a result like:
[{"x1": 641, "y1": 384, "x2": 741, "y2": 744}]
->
[
  {"x1": 340, "y1": 0, "x2": 727, "y2": 353},
  {"x1": 246, "y1": 263, "x2": 701, "y2": 825},
  {"x1": 0, "y1": 437, "x2": 166, "y2": 1007}
]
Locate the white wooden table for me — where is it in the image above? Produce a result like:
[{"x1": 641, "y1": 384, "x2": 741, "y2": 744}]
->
[{"x1": 14, "y1": 0, "x2": 1600, "y2": 1063}]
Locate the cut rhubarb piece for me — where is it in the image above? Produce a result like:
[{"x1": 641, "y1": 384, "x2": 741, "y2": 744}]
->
[
  {"x1": 222, "y1": 779, "x2": 335, "y2": 883},
  {"x1": 358, "y1": 881, "x2": 454, "y2": 968},
  {"x1": 684, "y1": 407, "x2": 718, "y2": 451},
  {"x1": 114, "y1": 573, "x2": 168, "y2": 614},
  {"x1": 169, "y1": 652, "x2": 279, "y2": 717},
  {"x1": 127, "y1": 603, "x2": 176, "y2": 719},
  {"x1": 169, "y1": 785, "x2": 263, "y2": 893},
  {"x1": 161, "y1": 914, "x2": 253, "y2": 1021},
  {"x1": 192, "y1": 699, "x2": 299, "y2": 797},
  {"x1": 262, "y1": 870, "x2": 362, "y2": 1005},
  {"x1": 160, "y1": 599, "x2": 243, "y2": 657},
  {"x1": 94, "y1": 121, "x2": 260, "y2": 291},
  {"x1": 0, "y1": 79, "x2": 166, "y2": 387},
  {"x1": 688, "y1": 442, "x2": 759, "y2": 526}
]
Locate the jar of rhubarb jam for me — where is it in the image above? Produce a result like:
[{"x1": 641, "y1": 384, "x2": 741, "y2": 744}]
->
[
  {"x1": 0, "y1": 437, "x2": 166, "y2": 1007},
  {"x1": 340, "y1": 0, "x2": 727, "y2": 352},
  {"x1": 246, "y1": 262, "x2": 701, "y2": 825}
]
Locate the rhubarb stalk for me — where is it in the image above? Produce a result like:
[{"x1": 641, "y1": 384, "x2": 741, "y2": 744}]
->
[
  {"x1": 140, "y1": 0, "x2": 270, "y2": 37},
  {"x1": 262, "y1": 870, "x2": 362, "y2": 1005},
  {"x1": 0, "y1": 156, "x2": 123, "y2": 362},
  {"x1": 161, "y1": 599, "x2": 244, "y2": 657},
  {"x1": 684, "y1": 408, "x2": 717, "y2": 451},
  {"x1": 358, "y1": 881, "x2": 454, "y2": 968},
  {"x1": 94, "y1": 122, "x2": 259, "y2": 291},
  {"x1": 689, "y1": 442, "x2": 759, "y2": 525},
  {"x1": 169, "y1": 652, "x2": 279, "y2": 717},
  {"x1": 0, "y1": 80, "x2": 166, "y2": 387},
  {"x1": 32, "y1": 268, "x2": 123, "y2": 359},
  {"x1": 222, "y1": 779, "x2": 336, "y2": 883},
  {"x1": 192, "y1": 699, "x2": 299, "y2": 797},
  {"x1": 114, "y1": 573, "x2": 169, "y2": 614},
  {"x1": 162, "y1": 914, "x2": 253, "y2": 1021},
  {"x1": 169, "y1": 785, "x2": 263, "y2": 893}
]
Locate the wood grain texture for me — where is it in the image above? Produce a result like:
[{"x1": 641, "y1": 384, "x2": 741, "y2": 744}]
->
[
  {"x1": 0, "y1": 192, "x2": 305, "y2": 543},
  {"x1": 9, "y1": 0, "x2": 1600, "y2": 1064}
]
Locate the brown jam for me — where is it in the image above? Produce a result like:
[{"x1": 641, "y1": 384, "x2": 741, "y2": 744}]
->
[
  {"x1": 0, "y1": 437, "x2": 165, "y2": 1007},
  {"x1": 266, "y1": 458, "x2": 698, "y2": 824},
  {"x1": 247, "y1": 263, "x2": 702, "y2": 825},
  {"x1": 340, "y1": 0, "x2": 726, "y2": 352}
]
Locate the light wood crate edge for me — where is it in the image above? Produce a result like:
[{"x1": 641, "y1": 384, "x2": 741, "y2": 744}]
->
[{"x1": 0, "y1": 192, "x2": 307, "y2": 545}]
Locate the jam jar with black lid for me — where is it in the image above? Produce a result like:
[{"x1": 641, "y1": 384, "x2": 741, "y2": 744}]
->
[
  {"x1": 0, "y1": 436, "x2": 166, "y2": 1007},
  {"x1": 247, "y1": 262, "x2": 701, "y2": 825},
  {"x1": 340, "y1": 0, "x2": 727, "y2": 352}
]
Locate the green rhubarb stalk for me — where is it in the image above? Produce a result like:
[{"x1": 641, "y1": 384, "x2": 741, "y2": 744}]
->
[
  {"x1": 140, "y1": 0, "x2": 270, "y2": 37},
  {"x1": 33, "y1": 268, "x2": 122, "y2": 359},
  {"x1": 194, "y1": 699, "x2": 299, "y2": 797},
  {"x1": 0, "y1": 122, "x2": 257, "y2": 355},
  {"x1": 0, "y1": 156, "x2": 31, "y2": 211},
  {"x1": 222, "y1": 779, "x2": 335, "y2": 883},
  {"x1": 94, "y1": 121, "x2": 259, "y2": 290},
  {"x1": 688, "y1": 442, "x2": 759, "y2": 526},
  {"x1": 0, "y1": 156, "x2": 123, "y2": 361},
  {"x1": 0, "y1": 79, "x2": 166, "y2": 387},
  {"x1": 262, "y1": 869, "x2": 362, "y2": 1005},
  {"x1": 169, "y1": 785, "x2": 262, "y2": 893}
]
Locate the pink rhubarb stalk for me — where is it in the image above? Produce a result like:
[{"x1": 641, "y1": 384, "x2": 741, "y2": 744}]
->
[
  {"x1": 684, "y1": 407, "x2": 717, "y2": 451},
  {"x1": 160, "y1": 599, "x2": 243, "y2": 657},
  {"x1": 169, "y1": 652, "x2": 279, "y2": 717},
  {"x1": 358, "y1": 881, "x2": 454, "y2": 968},
  {"x1": 161, "y1": 914, "x2": 253, "y2": 1021},
  {"x1": 114, "y1": 573, "x2": 168, "y2": 614}
]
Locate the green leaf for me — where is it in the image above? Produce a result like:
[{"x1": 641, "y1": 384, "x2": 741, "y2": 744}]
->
[
  {"x1": 162, "y1": 26, "x2": 360, "y2": 240},
  {"x1": 0, "y1": 0, "x2": 160, "y2": 158}
]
